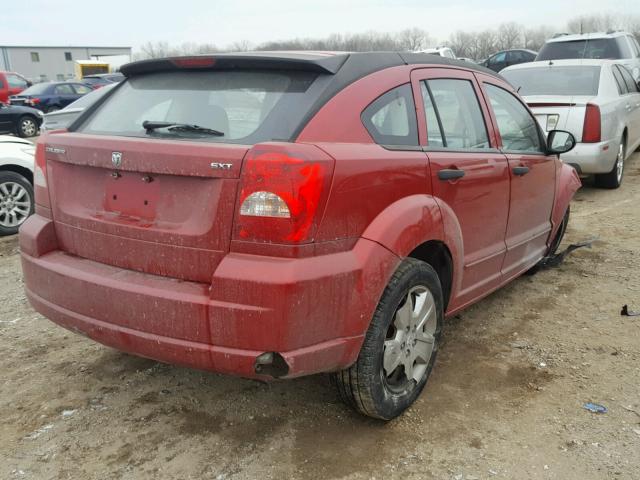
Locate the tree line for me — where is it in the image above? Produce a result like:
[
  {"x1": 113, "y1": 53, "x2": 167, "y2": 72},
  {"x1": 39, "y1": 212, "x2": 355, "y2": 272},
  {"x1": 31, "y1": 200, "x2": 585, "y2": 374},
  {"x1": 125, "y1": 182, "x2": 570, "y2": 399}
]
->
[{"x1": 135, "y1": 13, "x2": 640, "y2": 62}]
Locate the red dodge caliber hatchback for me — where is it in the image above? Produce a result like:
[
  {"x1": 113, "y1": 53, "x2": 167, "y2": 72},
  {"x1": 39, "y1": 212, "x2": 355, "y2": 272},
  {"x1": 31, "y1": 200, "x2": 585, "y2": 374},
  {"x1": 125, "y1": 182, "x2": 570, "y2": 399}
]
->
[{"x1": 20, "y1": 52, "x2": 580, "y2": 419}]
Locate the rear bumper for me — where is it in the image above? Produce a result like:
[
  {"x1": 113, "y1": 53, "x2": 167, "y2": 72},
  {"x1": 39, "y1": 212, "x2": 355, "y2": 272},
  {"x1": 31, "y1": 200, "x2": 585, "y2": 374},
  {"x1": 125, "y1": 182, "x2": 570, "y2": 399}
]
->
[
  {"x1": 560, "y1": 139, "x2": 618, "y2": 174},
  {"x1": 20, "y1": 215, "x2": 398, "y2": 379}
]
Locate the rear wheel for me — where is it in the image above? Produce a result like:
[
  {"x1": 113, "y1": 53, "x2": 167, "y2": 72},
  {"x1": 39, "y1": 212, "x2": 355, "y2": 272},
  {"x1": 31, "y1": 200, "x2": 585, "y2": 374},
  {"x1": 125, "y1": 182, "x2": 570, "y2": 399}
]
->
[
  {"x1": 0, "y1": 172, "x2": 34, "y2": 236},
  {"x1": 17, "y1": 115, "x2": 38, "y2": 137},
  {"x1": 331, "y1": 258, "x2": 443, "y2": 420},
  {"x1": 595, "y1": 137, "x2": 625, "y2": 189}
]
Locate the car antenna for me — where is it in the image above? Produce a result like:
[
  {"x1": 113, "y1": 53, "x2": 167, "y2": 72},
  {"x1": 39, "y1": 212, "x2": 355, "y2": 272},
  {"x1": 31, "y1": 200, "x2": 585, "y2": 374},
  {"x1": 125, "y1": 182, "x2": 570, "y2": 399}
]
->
[{"x1": 516, "y1": 86, "x2": 522, "y2": 93}]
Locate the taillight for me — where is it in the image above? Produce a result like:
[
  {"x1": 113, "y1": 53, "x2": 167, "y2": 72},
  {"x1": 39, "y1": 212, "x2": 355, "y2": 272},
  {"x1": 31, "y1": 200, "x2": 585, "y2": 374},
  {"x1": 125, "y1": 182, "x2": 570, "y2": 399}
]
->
[
  {"x1": 25, "y1": 97, "x2": 40, "y2": 106},
  {"x1": 582, "y1": 104, "x2": 601, "y2": 143},
  {"x1": 34, "y1": 140, "x2": 51, "y2": 210},
  {"x1": 234, "y1": 144, "x2": 335, "y2": 244},
  {"x1": 172, "y1": 57, "x2": 216, "y2": 68}
]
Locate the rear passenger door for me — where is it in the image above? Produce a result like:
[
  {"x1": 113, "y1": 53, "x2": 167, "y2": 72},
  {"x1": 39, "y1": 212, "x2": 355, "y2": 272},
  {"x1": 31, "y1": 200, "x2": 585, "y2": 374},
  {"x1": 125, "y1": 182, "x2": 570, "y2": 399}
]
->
[
  {"x1": 477, "y1": 75, "x2": 557, "y2": 280},
  {"x1": 411, "y1": 68, "x2": 510, "y2": 309}
]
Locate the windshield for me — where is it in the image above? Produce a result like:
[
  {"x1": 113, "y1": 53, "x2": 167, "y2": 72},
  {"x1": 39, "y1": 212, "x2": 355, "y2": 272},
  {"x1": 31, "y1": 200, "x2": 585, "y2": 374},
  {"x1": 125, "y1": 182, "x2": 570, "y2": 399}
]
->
[
  {"x1": 20, "y1": 83, "x2": 51, "y2": 95},
  {"x1": 502, "y1": 66, "x2": 601, "y2": 96},
  {"x1": 78, "y1": 70, "x2": 319, "y2": 143},
  {"x1": 537, "y1": 39, "x2": 623, "y2": 60}
]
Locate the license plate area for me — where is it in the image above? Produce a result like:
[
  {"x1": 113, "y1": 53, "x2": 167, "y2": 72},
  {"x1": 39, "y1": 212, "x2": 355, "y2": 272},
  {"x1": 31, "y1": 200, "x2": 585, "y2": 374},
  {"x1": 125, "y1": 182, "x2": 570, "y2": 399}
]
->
[{"x1": 104, "y1": 170, "x2": 160, "y2": 221}]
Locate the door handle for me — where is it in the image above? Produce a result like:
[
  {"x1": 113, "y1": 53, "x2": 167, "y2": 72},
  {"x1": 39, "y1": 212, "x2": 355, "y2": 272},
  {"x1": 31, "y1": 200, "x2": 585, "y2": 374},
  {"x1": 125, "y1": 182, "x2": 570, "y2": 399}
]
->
[
  {"x1": 512, "y1": 166, "x2": 530, "y2": 176},
  {"x1": 438, "y1": 169, "x2": 465, "y2": 180}
]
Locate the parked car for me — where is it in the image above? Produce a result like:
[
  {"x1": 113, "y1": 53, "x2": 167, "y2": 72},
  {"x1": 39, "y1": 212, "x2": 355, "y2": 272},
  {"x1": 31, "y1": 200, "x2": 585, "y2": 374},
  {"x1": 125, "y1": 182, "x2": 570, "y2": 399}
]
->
[
  {"x1": 457, "y1": 57, "x2": 476, "y2": 63},
  {"x1": 502, "y1": 59, "x2": 640, "y2": 188},
  {"x1": 81, "y1": 73, "x2": 125, "y2": 90},
  {"x1": 0, "y1": 136, "x2": 34, "y2": 235},
  {"x1": 417, "y1": 47, "x2": 457, "y2": 59},
  {"x1": 42, "y1": 83, "x2": 116, "y2": 131},
  {"x1": 9, "y1": 82, "x2": 93, "y2": 113},
  {"x1": 480, "y1": 49, "x2": 537, "y2": 72},
  {"x1": 20, "y1": 52, "x2": 579, "y2": 420},
  {"x1": 0, "y1": 102, "x2": 44, "y2": 137},
  {"x1": 0, "y1": 71, "x2": 31, "y2": 104},
  {"x1": 537, "y1": 31, "x2": 640, "y2": 81}
]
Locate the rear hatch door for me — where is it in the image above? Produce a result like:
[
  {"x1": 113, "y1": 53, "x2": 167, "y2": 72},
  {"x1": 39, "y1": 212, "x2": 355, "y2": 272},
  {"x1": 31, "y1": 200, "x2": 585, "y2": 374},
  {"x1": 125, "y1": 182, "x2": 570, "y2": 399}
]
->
[{"x1": 45, "y1": 133, "x2": 246, "y2": 283}]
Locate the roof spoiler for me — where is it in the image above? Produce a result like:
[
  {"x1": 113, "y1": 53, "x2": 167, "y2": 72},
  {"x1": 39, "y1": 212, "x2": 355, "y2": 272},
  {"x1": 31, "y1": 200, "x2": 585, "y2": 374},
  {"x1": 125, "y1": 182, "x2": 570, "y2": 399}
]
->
[{"x1": 120, "y1": 52, "x2": 350, "y2": 77}]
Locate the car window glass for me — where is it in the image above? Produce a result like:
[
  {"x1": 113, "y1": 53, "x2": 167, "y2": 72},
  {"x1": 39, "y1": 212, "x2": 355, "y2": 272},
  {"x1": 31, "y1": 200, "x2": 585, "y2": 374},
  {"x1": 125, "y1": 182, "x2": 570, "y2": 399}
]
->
[
  {"x1": 420, "y1": 81, "x2": 444, "y2": 147},
  {"x1": 485, "y1": 83, "x2": 543, "y2": 153},
  {"x1": 6, "y1": 74, "x2": 28, "y2": 89},
  {"x1": 616, "y1": 37, "x2": 633, "y2": 59},
  {"x1": 612, "y1": 65, "x2": 628, "y2": 95},
  {"x1": 73, "y1": 84, "x2": 92, "y2": 95},
  {"x1": 361, "y1": 84, "x2": 418, "y2": 146},
  {"x1": 508, "y1": 51, "x2": 523, "y2": 63},
  {"x1": 55, "y1": 84, "x2": 75, "y2": 95},
  {"x1": 619, "y1": 65, "x2": 639, "y2": 93},
  {"x1": 492, "y1": 52, "x2": 506, "y2": 64},
  {"x1": 629, "y1": 37, "x2": 640, "y2": 57},
  {"x1": 537, "y1": 38, "x2": 621, "y2": 60},
  {"x1": 502, "y1": 66, "x2": 601, "y2": 96},
  {"x1": 425, "y1": 78, "x2": 490, "y2": 149}
]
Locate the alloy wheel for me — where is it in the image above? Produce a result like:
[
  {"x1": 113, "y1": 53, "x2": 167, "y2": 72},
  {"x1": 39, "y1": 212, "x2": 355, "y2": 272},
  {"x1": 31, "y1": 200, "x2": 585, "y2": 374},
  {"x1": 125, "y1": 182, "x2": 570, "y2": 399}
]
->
[
  {"x1": 20, "y1": 117, "x2": 37, "y2": 137},
  {"x1": 616, "y1": 141, "x2": 625, "y2": 184},
  {"x1": 383, "y1": 285, "x2": 438, "y2": 390},
  {"x1": 0, "y1": 181, "x2": 32, "y2": 228}
]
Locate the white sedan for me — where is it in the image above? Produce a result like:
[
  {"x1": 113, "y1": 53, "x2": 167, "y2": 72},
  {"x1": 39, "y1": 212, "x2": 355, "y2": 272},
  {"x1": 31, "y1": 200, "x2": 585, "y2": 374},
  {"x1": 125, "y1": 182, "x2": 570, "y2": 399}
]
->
[
  {"x1": 502, "y1": 59, "x2": 640, "y2": 188},
  {"x1": 0, "y1": 135, "x2": 34, "y2": 235}
]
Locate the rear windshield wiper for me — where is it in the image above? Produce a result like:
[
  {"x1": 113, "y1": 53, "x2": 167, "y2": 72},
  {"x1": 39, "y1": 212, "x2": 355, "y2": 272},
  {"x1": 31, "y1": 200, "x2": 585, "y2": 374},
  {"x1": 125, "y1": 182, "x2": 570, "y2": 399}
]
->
[{"x1": 142, "y1": 120, "x2": 224, "y2": 136}]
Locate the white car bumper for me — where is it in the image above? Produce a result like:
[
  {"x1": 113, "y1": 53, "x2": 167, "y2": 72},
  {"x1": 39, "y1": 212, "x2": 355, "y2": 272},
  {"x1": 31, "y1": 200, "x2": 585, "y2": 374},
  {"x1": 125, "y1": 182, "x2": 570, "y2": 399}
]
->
[{"x1": 560, "y1": 139, "x2": 619, "y2": 175}]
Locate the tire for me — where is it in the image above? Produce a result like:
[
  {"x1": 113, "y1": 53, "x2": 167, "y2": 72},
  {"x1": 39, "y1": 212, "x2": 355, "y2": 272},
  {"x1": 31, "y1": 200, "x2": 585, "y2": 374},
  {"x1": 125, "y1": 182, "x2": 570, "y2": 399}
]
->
[
  {"x1": 17, "y1": 115, "x2": 38, "y2": 138},
  {"x1": 527, "y1": 207, "x2": 570, "y2": 275},
  {"x1": 331, "y1": 258, "x2": 443, "y2": 420},
  {"x1": 0, "y1": 171, "x2": 34, "y2": 236},
  {"x1": 595, "y1": 137, "x2": 625, "y2": 189}
]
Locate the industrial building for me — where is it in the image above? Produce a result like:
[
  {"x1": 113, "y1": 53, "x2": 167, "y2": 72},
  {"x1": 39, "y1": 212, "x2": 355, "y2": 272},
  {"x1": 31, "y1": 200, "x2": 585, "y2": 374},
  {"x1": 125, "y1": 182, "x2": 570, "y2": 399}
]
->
[{"x1": 0, "y1": 45, "x2": 132, "y2": 82}]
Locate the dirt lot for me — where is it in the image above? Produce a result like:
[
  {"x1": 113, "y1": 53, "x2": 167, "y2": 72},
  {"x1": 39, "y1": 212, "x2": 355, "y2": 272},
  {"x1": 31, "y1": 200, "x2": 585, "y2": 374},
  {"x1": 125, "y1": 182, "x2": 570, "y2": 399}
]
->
[{"x1": 1, "y1": 153, "x2": 639, "y2": 480}]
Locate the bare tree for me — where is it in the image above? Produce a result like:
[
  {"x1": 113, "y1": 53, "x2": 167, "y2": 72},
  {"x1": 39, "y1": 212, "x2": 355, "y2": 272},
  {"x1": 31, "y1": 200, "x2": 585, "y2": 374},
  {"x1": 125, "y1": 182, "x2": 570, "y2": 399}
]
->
[
  {"x1": 523, "y1": 26, "x2": 555, "y2": 51},
  {"x1": 496, "y1": 22, "x2": 523, "y2": 50},
  {"x1": 567, "y1": 13, "x2": 617, "y2": 34},
  {"x1": 397, "y1": 28, "x2": 432, "y2": 51}
]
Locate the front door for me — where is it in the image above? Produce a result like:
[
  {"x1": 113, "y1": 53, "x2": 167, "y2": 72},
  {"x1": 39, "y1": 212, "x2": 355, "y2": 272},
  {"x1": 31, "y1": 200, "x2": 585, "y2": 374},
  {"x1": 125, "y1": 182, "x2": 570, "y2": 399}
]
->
[
  {"x1": 411, "y1": 68, "x2": 510, "y2": 310},
  {"x1": 477, "y1": 74, "x2": 557, "y2": 280}
]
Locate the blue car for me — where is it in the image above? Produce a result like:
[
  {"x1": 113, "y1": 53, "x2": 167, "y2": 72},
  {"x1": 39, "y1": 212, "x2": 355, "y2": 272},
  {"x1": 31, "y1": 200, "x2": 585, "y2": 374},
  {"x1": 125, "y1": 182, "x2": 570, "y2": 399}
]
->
[{"x1": 9, "y1": 81, "x2": 93, "y2": 113}]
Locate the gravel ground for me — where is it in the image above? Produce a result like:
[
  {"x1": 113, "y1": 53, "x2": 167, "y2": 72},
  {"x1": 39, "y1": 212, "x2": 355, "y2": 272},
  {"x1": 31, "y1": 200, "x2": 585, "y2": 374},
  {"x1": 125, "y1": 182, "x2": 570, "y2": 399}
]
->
[{"x1": 1, "y1": 152, "x2": 639, "y2": 480}]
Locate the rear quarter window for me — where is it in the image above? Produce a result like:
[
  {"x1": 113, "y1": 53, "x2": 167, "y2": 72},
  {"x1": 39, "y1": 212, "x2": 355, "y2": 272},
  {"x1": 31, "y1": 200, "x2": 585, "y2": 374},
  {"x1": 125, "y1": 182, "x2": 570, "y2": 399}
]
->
[
  {"x1": 361, "y1": 84, "x2": 418, "y2": 146},
  {"x1": 78, "y1": 70, "x2": 320, "y2": 144}
]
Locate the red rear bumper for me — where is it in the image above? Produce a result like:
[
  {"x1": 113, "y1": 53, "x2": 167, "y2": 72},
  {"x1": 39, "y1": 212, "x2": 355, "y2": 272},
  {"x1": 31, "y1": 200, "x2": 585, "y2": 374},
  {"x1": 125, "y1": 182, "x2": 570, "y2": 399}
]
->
[{"x1": 20, "y1": 215, "x2": 398, "y2": 379}]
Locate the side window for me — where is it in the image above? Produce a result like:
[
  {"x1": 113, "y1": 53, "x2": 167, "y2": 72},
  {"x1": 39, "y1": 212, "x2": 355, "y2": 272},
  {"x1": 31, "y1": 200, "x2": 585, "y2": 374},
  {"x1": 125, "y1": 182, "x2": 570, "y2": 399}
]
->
[
  {"x1": 6, "y1": 74, "x2": 27, "y2": 89},
  {"x1": 420, "y1": 82, "x2": 444, "y2": 147},
  {"x1": 616, "y1": 37, "x2": 633, "y2": 59},
  {"x1": 361, "y1": 84, "x2": 418, "y2": 146},
  {"x1": 424, "y1": 78, "x2": 490, "y2": 149},
  {"x1": 507, "y1": 51, "x2": 523, "y2": 63},
  {"x1": 55, "y1": 84, "x2": 74, "y2": 95},
  {"x1": 619, "y1": 66, "x2": 639, "y2": 93},
  {"x1": 73, "y1": 84, "x2": 92, "y2": 95},
  {"x1": 491, "y1": 52, "x2": 506, "y2": 65},
  {"x1": 485, "y1": 83, "x2": 543, "y2": 153},
  {"x1": 632, "y1": 37, "x2": 640, "y2": 58},
  {"x1": 612, "y1": 65, "x2": 628, "y2": 95}
]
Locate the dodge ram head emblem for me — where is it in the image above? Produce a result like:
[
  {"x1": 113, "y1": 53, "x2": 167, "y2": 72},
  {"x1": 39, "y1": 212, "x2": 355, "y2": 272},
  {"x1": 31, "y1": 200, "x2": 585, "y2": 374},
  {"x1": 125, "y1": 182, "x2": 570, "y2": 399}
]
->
[{"x1": 111, "y1": 152, "x2": 122, "y2": 168}]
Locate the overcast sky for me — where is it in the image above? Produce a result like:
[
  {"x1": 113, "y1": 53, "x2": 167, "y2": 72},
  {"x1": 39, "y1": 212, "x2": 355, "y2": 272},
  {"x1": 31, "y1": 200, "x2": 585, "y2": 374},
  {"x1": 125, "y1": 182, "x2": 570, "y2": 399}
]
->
[{"x1": 2, "y1": 0, "x2": 639, "y2": 51}]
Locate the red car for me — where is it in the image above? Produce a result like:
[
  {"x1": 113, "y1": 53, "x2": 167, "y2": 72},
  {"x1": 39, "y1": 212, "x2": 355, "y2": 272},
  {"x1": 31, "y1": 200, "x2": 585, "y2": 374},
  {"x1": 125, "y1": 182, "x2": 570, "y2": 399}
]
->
[
  {"x1": 0, "y1": 71, "x2": 31, "y2": 104},
  {"x1": 20, "y1": 52, "x2": 580, "y2": 420}
]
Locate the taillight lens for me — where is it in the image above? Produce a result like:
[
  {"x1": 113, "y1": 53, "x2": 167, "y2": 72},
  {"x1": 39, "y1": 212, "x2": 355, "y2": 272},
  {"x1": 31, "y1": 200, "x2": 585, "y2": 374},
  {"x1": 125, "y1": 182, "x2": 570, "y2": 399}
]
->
[
  {"x1": 582, "y1": 104, "x2": 601, "y2": 143},
  {"x1": 34, "y1": 141, "x2": 50, "y2": 209},
  {"x1": 234, "y1": 144, "x2": 335, "y2": 244},
  {"x1": 25, "y1": 97, "x2": 40, "y2": 106}
]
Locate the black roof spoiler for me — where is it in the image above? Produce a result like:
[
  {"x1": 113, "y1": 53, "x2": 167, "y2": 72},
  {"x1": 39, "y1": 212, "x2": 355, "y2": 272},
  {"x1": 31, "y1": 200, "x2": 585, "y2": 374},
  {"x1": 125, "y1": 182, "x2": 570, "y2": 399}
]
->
[{"x1": 120, "y1": 52, "x2": 350, "y2": 77}]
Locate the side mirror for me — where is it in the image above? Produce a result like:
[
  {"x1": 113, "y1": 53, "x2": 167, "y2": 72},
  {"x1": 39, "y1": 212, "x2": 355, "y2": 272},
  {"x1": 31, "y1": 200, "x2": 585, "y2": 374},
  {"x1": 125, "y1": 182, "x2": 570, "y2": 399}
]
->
[{"x1": 547, "y1": 130, "x2": 576, "y2": 155}]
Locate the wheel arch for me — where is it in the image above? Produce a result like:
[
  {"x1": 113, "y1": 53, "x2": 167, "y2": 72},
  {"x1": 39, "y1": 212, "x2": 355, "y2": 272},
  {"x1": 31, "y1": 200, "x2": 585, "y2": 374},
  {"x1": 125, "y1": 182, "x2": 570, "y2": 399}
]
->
[
  {"x1": 551, "y1": 163, "x2": 581, "y2": 243},
  {"x1": 360, "y1": 194, "x2": 464, "y2": 312},
  {"x1": 0, "y1": 164, "x2": 33, "y2": 185}
]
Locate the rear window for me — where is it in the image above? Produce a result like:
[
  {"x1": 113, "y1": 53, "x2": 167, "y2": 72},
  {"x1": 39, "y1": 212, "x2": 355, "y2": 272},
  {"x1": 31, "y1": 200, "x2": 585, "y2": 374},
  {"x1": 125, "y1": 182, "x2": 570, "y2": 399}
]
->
[
  {"x1": 78, "y1": 70, "x2": 319, "y2": 143},
  {"x1": 502, "y1": 66, "x2": 601, "y2": 96},
  {"x1": 20, "y1": 83, "x2": 51, "y2": 95},
  {"x1": 537, "y1": 38, "x2": 624, "y2": 60}
]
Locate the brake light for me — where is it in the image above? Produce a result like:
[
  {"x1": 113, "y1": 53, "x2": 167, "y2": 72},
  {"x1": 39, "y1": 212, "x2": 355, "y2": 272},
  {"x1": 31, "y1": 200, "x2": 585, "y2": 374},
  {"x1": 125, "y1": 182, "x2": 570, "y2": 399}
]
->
[
  {"x1": 25, "y1": 98, "x2": 40, "y2": 106},
  {"x1": 172, "y1": 57, "x2": 216, "y2": 68},
  {"x1": 582, "y1": 104, "x2": 601, "y2": 143},
  {"x1": 34, "y1": 141, "x2": 51, "y2": 209},
  {"x1": 234, "y1": 145, "x2": 335, "y2": 244}
]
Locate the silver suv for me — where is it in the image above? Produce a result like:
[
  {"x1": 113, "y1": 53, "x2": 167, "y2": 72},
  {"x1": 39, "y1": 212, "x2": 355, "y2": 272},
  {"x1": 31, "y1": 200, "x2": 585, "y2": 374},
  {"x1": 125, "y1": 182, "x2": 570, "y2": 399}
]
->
[{"x1": 537, "y1": 31, "x2": 640, "y2": 81}]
